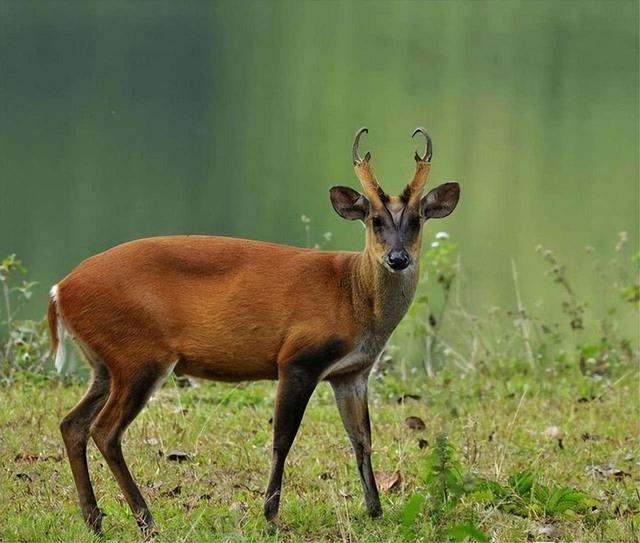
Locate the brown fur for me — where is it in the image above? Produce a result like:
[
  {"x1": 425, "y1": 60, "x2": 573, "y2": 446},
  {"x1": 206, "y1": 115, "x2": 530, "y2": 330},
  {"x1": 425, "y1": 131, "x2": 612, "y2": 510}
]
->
[{"x1": 54, "y1": 236, "x2": 366, "y2": 381}]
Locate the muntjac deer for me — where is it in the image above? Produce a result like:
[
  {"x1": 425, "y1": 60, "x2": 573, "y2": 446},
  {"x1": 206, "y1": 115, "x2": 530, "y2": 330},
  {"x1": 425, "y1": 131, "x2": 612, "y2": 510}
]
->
[{"x1": 48, "y1": 127, "x2": 460, "y2": 536}]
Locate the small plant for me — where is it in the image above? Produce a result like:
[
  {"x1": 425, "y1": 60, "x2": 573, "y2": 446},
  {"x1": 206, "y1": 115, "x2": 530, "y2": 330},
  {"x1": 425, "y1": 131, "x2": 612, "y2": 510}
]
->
[
  {"x1": 402, "y1": 435, "x2": 598, "y2": 541},
  {"x1": 536, "y1": 233, "x2": 639, "y2": 377},
  {"x1": 0, "y1": 254, "x2": 51, "y2": 379},
  {"x1": 473, "y1": 470, "x2": 595, "y2": 520},
  {"x1": 402, "y1": 434, "x2": 488, "y2": 542}
]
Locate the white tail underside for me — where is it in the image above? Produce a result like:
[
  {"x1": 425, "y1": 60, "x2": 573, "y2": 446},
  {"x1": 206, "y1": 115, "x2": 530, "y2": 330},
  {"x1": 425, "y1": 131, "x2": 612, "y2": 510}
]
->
[{"x1": 50, "y1": 284, "x2": 67, "y2": 372}]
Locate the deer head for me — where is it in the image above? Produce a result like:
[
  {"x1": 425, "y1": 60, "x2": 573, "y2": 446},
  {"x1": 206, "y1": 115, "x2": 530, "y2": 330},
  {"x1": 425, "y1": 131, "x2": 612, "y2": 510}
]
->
[{"x1": 330, "y1": 127, "x2": 460, "y2": 272}]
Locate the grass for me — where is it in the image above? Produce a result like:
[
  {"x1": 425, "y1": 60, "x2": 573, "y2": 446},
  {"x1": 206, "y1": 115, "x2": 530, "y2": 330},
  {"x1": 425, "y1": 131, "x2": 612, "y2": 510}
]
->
[{"x1": 0, "y1": 362, "x2": 637, "y2": 542}]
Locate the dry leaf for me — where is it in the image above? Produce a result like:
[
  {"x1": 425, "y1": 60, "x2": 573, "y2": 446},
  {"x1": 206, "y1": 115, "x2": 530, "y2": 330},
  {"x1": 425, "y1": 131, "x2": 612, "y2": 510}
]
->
[
  {"x1": 585, "y1": 463, "x2": 632, "y2": 480},
  {"x1": 405, "y1": 416, "x2": 426, "y2": 431},
  {"x1": 375, "y1": 470, "x2": 402, "y2": 492},
  {"x1": 15, "y1": 472, "x2": 33, "y2": 482},
  {"x1": 14, "y1": 453, "x2": 62, "y2": 463},
  {"x1": 166, "y1": 450, "x2": 190, "y2": 462},
  {"x1": 161, "y1": 485, "x2": 182, "y2": 497},
  {"x1": 15, "y1": 453, "x2": 40, "y2": 462},
  {"x1": 397, "y1": 394, "x2": 421, "y2": 404}
]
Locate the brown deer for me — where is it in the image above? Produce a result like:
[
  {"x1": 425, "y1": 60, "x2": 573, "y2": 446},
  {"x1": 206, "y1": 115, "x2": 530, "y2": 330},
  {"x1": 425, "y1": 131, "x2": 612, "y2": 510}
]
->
[{"x1": 48, "y1": 127, "x2": 460, "y2": 536}]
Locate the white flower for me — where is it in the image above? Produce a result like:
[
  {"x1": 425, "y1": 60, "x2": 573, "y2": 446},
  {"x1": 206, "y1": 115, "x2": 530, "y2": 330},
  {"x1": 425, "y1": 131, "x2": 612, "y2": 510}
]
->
[
  {"x1": 430, "y1": 241, "x2": 440, "y2": 248},
  {"x1": 435, "y1": 231, "x2": 450, "y2": 240}
]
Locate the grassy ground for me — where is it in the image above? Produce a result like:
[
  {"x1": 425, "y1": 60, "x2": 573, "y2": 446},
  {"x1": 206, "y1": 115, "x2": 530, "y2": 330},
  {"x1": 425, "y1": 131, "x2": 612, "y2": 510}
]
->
[{"x1": 0, "y1": 362, "x2": 638, "y2": 542}]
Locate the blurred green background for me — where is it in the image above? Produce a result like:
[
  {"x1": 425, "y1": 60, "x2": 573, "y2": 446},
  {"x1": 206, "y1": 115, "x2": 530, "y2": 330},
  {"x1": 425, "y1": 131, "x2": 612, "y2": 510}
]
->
[{"x1": 1, "y1": 0, "x2": 638, "y2": 324}]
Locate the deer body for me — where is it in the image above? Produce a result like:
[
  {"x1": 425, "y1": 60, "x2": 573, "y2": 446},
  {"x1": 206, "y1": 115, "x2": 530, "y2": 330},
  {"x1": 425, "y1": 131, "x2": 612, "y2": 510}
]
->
[
  {"x1": 53, "y1": 235, "x2": 415, "y2": 382},
  {"x1": 51, "y1": 128, "x2": 459, "y2": 536}
]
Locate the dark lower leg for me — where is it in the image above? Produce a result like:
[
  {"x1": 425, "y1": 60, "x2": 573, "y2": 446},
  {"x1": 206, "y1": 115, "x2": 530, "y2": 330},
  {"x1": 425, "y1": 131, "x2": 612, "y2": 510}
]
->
[
  {"x1": 264, "y1": 366, "x2": 318, "y2": 522},
  {"x1": 60, "y1": 367, "x2": 110, "y2": 532},
  {"x1": 96, "y1": 433, "x2": 155, "y2": 534},
  {"x1": 90, "y1": 365, "x2": 166, "y2": 537},
  {"x1": 330, "y1": 371, "x2": 381, "y2": 517},
  {"x1": 356, "y1": 445, "x2": 381, "y2": 517}
]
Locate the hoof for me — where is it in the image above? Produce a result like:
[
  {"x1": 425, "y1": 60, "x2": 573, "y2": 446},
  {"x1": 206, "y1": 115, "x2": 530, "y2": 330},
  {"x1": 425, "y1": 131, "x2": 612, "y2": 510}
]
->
[
  {"x1": 84, "y1": 507, "x2": 104, "y2": 536},
  {"x1": 136, "y1": 511, "x2": 156, "y2": 540},
  {"x1": 263, "y1": 492, "x2": 281, "y2": 523},
  {"x1": 368, "y1": 505, "x2": 383, "y2": 518}
]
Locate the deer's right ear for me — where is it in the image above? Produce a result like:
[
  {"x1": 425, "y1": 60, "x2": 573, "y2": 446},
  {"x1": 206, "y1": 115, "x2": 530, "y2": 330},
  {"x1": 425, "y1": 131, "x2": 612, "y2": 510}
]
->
[{"x1": 329, "y1": 186, "x2": 370, "y2": 221}]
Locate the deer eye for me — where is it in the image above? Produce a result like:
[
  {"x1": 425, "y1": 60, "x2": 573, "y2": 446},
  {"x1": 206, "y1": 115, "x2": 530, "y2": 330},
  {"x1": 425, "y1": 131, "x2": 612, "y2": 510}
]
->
[
  {"x1": 371, "y1": 216, "x2": 383, "y2": 228},
  {"x1": 409, "y1": 216, "x2": 421, "y2": 230}
]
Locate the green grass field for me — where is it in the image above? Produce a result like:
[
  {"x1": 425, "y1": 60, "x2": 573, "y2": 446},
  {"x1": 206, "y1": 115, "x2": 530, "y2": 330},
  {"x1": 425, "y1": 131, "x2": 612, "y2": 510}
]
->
[
  {"x1": 1, "y1": 363, "x2": 637, "y2": 542},
  {"x1": 1, "y1": 240, "x2": 638, "y2": 542}
]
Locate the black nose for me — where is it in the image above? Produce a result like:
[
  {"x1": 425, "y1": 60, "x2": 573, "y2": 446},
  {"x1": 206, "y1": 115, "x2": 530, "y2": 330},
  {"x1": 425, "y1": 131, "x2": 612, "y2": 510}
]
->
[{"x1": 387, "y1": 249, "x2": 411, "y2": 270}]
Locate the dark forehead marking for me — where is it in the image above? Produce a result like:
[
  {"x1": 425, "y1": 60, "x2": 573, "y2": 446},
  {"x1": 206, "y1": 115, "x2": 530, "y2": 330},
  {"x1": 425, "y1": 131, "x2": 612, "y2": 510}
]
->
[
  {"x1": 376, "y1": 186, "x2": 389, "y2": 203},
  {"x1": 400, "y1": 185, "x2": 412, "y2": 203}
]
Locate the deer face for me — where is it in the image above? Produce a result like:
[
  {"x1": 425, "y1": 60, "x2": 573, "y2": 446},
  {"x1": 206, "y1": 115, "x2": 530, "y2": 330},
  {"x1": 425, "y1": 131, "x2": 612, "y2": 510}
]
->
[{"x1": 330, "y1": 128, "x2": 460, "y2": 273}]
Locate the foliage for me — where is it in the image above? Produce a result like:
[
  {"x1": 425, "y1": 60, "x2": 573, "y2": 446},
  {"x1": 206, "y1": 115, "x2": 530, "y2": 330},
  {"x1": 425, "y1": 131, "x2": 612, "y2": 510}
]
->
[
  {"x1": 0, "y1": 255, "x2": 51, "y2": 381},
  {"x1": 401, "y1": 434, "x2": 599, "y2": 542},
  {"x1": 401, "y1": 433, "x2": 488, "y2": 542},
  {"x1": 389, "y1": 230, "x2": 639, "y2": 382},
  {"x1": 473, "y1": 471, "x2": 595, "y2": 520}
]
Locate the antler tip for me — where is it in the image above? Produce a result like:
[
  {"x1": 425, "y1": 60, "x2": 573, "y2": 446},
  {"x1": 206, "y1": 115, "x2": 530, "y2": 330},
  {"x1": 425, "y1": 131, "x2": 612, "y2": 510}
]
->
[
  {"x1": 412, "y1": 126, "x2": 433, "y2": 162},
  {"x1": 353, "y1": 127, "x2": 370, "y2": 164},
  {"x1": 411, "y1": 127, "x2": 425, "y2": 138}
]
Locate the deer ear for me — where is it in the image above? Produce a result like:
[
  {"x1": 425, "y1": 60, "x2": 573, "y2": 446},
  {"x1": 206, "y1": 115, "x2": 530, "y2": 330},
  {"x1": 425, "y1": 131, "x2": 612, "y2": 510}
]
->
[
  {"x1": 420, "y1": 182, "x2": 460, "y2": 219},
  {"x1": 329, "y1": 186, "x2": 370, "y2": 221}
]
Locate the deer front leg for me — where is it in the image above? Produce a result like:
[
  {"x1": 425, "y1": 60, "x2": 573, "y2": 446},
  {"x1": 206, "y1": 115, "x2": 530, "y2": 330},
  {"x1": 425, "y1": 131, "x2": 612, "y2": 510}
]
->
[
  {"x1": 330, "y1": 370, "x2": 381, "y2": 517},
  {"x1": 265, "y1": 335, "x2": 350, "y2": 522},
  {"x1": 264, "y1": 364, "x2": 318, "y2": 522}
]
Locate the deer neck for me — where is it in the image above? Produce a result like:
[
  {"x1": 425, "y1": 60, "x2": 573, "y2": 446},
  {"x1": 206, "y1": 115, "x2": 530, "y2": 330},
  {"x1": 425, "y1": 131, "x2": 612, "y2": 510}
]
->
[{"x1": 352, "y1": 250, "x2": 419, "y2": 337}]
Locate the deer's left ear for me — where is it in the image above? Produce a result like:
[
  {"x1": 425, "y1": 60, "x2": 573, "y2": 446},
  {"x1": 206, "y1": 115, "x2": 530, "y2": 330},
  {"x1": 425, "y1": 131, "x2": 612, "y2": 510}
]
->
[{"x1": 420, "y1": 182, "x2": 460, "y2": 219}]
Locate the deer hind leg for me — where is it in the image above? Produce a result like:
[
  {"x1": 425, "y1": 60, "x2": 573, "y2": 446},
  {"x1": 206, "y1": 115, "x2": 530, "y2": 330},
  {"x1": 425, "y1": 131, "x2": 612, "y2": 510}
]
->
[
  {"x1": 89, "y1": 361, "x2": 173, "y2": 537},
  {"x1": 60, "y1": 363, "x2": 111, "y2": 533},
  {"x1": 329, "y1": 369, "x2": 381, "y2": 517}
]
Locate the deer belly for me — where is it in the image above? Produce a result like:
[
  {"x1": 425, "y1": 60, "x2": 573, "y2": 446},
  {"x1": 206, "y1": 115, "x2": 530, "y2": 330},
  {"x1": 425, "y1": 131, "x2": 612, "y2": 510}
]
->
[{"x1": 174, "y1": 357, "x2": 278, "y2": 382}]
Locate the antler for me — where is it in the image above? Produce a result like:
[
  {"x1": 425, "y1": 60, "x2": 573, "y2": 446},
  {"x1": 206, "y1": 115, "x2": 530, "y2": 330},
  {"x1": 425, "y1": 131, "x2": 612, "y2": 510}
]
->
[
  {"x1": 352, "y1": 127, "x2": 387, "y2": 202},
  {"x1": 403, "y1": 127, "x2": 433, "y2": 203}
]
